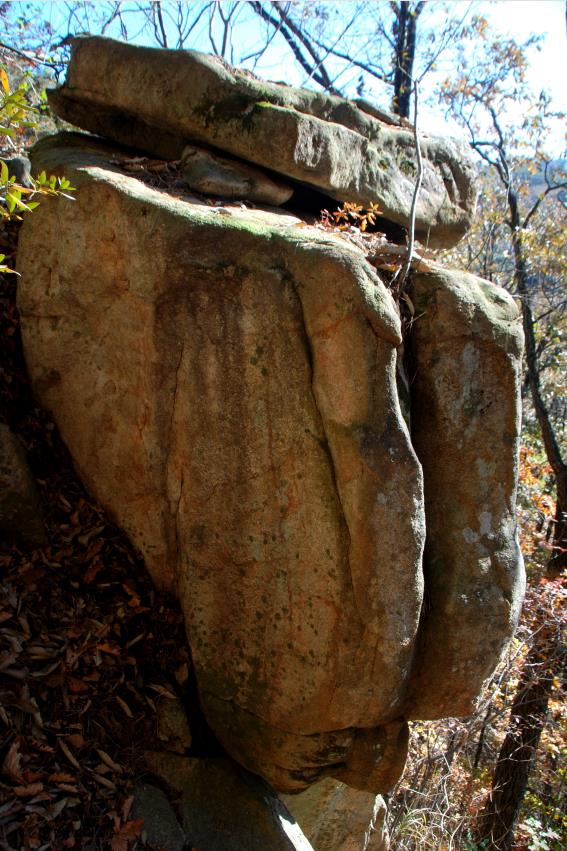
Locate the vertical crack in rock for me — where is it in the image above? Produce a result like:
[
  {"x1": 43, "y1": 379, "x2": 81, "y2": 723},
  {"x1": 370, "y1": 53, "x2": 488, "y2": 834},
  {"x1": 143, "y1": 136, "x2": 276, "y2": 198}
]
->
[
  {"x1": 285, "y1": 269, "x2": 356, "y2": 622},
  {"x1": 285, "y1": 245, "x2": 424, "y2": 726},
  {"x1": 168, "y1": 339, "x2": 186, "y2": 569}
]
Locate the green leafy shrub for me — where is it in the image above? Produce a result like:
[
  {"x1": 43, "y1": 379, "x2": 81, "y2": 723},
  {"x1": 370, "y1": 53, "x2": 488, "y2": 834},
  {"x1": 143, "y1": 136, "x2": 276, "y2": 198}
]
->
[{"x1": 0, "y1": 64, "x2": 73, "y2": 273}]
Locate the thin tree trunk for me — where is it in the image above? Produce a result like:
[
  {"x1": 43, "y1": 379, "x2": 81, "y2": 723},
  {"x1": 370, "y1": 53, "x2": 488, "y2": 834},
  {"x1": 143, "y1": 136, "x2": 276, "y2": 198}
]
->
[
  {"x1": 392, "y1": 1, "x2": 409, "y2": 116},
  {"x1": 478, "y1": 186, "x2": 566, "y2": 849},
  {"x1": 391, "y1": 1, "x2": 424, "y2": 118},
  {"x1": 508, "y1": 190, "x2": 567, "y2": 576},
  {"x1": 479, "y1": 614, "x2": 562, "y2": 850}
]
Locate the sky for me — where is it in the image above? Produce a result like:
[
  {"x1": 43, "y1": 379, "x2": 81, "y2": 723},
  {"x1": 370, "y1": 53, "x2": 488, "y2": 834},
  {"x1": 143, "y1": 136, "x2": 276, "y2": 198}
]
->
[
  {"x1": 417, "y1": 0, "x2": 566, "y2": 145},
  {"x1": 476, "y1": 0, "x2": 565, "y2": 106},
  {"x1": 3, "y1": 1, "x2": 566, "y2": 151}
]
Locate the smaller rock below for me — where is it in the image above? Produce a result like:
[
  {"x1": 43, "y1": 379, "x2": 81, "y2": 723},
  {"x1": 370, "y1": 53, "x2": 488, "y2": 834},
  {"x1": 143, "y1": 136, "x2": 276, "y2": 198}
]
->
[
  {"x1": 131, "y1": 782, "x2": 186, "y2": 851},
  {"x1": 282, "y1": 778, "x2": 390, "y2": 851},
  {"x1": 0, "y1": 424, "x2": 46, "y2": 548},
  {"x1": 181, "y1": 145, "x2": 294, "y2": 206},
  {"x1": 3, "y1": 156, "x2": 32, "y2": 188},
  {"x1": 156, "y1": 697, "x2": 192, "y2": 754},
  {"x1": 146, "y1": 752, "x2": 314, "y2": 851}
]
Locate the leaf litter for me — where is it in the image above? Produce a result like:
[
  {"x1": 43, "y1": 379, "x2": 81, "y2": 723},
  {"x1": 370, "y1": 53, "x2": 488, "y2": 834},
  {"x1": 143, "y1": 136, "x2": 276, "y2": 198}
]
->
[{"x1": 0, "y1": 220, "x2": 193, "y2": 849}]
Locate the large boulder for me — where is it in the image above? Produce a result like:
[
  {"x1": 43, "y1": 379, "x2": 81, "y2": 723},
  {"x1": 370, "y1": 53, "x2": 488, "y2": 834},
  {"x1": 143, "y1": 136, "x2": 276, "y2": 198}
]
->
[
  {"x1": 17, "y1": 134, "x2": 422, "y2": 793},
  {"x1": 16, "y1": 132, "x2": 523, "y2": 795},
  {"x1": 281, "y1": 778, "x2": 389, "y2": 850},
  {"x1": 404, "y1": 267, "x2": 525, "y2": 718},
  {"x1": 47, "y1": 36, "x2": 477, "y2": 248}
]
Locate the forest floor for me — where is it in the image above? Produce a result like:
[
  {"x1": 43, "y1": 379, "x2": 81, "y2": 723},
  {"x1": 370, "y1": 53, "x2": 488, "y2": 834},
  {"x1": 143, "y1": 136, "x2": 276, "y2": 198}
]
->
[{"x1": 0, "y1": 221, "x2": 197, "y2": 850}]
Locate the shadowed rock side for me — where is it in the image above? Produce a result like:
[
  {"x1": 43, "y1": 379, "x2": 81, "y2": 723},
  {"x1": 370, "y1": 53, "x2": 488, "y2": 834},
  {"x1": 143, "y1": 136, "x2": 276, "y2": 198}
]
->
[
  {"x1": 0, "y1": 423, "x2": 47, "y2": 548},
  {"x1": 405, "y1": 268, "x2": 525, "y2": 718},
  {"x1": 47, "y1": 35, "x2": 477, "y2": 248},
  {"x1": 145, "y1": 754, "x2": 316, "y2": 851},
  {"x1": 17, "y1": 134, "x2": 423, "y2": 792}
]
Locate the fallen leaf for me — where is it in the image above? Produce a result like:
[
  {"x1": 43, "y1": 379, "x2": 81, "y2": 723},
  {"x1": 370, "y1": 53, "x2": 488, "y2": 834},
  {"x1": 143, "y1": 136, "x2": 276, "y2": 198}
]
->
[
  {"x1": 121, "y1": 795, "x2": 134, "y2": 821},
  {"x1": 68, "y1": 677, "x2": 90, "y2": 694},
  {"x1": 48, "y1": 772, "x2": 76, "y2": 783},
  {"x1": 2, "y1": 739, "x2": 24, "y2": 782},
  {"x1": 59, "y1": 738, "x2": 81, "y2": 771},
  {"x1": 14, "y1": 782, "x2": 44, "y2": 797},
  {"x1": 148, "y1": 683, "x2": 176, "y2": 699},
  {"x1": 97, "y1": 749, "x2": 123, "y2": 774},
  {"x1": 90, "y1": 771, "x2": 117, "y2": 791},
  {"x1": 83, "y1": 560, "x2": 104, "y2": 583},
  {"x1": 111, "y1": 817, "x2": 145, "y2": 850},
  {"x1": 115, "y1": 695, "x2": 134, "y2": 718},
  {"x1": 98, "y1": 641, "x2": 121, "y2": 656}
]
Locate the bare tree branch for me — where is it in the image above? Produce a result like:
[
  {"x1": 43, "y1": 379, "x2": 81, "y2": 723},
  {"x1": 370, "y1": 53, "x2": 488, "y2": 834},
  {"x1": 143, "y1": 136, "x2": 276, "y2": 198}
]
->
[{"x1": 249, "y1": 1, "x2": 340, "y2": 93}]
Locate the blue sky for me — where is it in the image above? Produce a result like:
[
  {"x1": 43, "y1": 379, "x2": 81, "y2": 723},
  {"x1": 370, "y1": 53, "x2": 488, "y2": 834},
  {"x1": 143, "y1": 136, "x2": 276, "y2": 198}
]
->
[{"x1": 4, "y1": 1, "x2": 566, "y2": 151}]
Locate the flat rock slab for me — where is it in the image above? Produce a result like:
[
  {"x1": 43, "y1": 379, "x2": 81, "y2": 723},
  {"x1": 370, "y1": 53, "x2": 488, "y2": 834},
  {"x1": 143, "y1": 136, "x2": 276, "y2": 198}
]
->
[
  {"x1": 48, "y1": 35, "x2": 477, "y2": 247},
  {"x1": 180, "y1": 144, "x2": 293, "y2": 206}
]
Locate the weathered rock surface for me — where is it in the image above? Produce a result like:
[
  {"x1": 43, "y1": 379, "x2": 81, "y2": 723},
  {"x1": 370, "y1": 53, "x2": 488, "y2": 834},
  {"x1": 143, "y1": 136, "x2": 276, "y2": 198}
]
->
[
  {"x1": 156, "y1": 696, "x2": 192, "y2": 754},
  {"x1": 282, "y1": 778, "x2": 389, "y2": 850},
  {"x1": 146, "y1": 753, "x2": 315, "y2": 850},
  {"x1": 16, "y1": 127, "x2": 524, "y2": 797},
  {"x1": 131, "y1": 782, "x2": 186, "y2": 851},
  {"x1": 180, "y1": 144, "x2": 293, "y2": 205},
  {"x1": 0, "y1": 423, "x2": 46, "y2": 548},
  {"x1": 405, "y1": 267, "x2": 525, "y2": 718},
  {"x1": 18, "y1": 134, "x2": 422, "y2": 793},
  {"x1": 48, "y1": 35, "x2": 477, "y2": 247}
]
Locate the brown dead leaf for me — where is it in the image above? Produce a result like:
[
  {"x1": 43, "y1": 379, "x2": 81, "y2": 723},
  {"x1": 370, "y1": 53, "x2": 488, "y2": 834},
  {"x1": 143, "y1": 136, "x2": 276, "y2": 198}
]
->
[
  {"x1": 115, "y1": 695, "x2": 134, "y2": 718},
  {"x1": 148, "y1": 683, "x2": 176, "y2": 699},
  {"x1": 48, "y1": 772, "x2": 76, "y2": 783},
  {"x1": 67, "y1": 677, "x2": 90, "y2": 694},
  {"x1": 97, "y1": 749, "x2": 123, "y2": 774},
  {"x1": 90, "y1": 771, "x2": 117, "y2": 791},
  {"x1": 23, "y1": 769, "x2": 44, "y2": 783},
  {"x1": 2, "y1": 739, "x2": 24, "y2": 782},
  {"x1": 121, "y1": 795, "x2": 134, "y2": 821},
  {"x1": 98, "y1": 641, "x2": 121, "y2": 656},
  {"x1": 111, "y1": 817, "x2": 145, "y2": 850},
  {"x1": 14, "y1": 782, "x2": 44, "y2": 797},
  {"x1": 83, "y1": 560, "x2": 104, "y2": 583},
  {"x1": 58, "y1": 738, "x2": 81, "y2": 771}
]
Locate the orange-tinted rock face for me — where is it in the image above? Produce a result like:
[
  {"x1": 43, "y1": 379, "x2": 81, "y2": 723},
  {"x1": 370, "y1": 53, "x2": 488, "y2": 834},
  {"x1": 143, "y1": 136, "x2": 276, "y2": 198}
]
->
[
  {"x1": 17, "y1": 134, "x2": 523, "y2": 794},
  {"x1": 404, "y1": 269, "x2": 525, "y2": 719}
]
